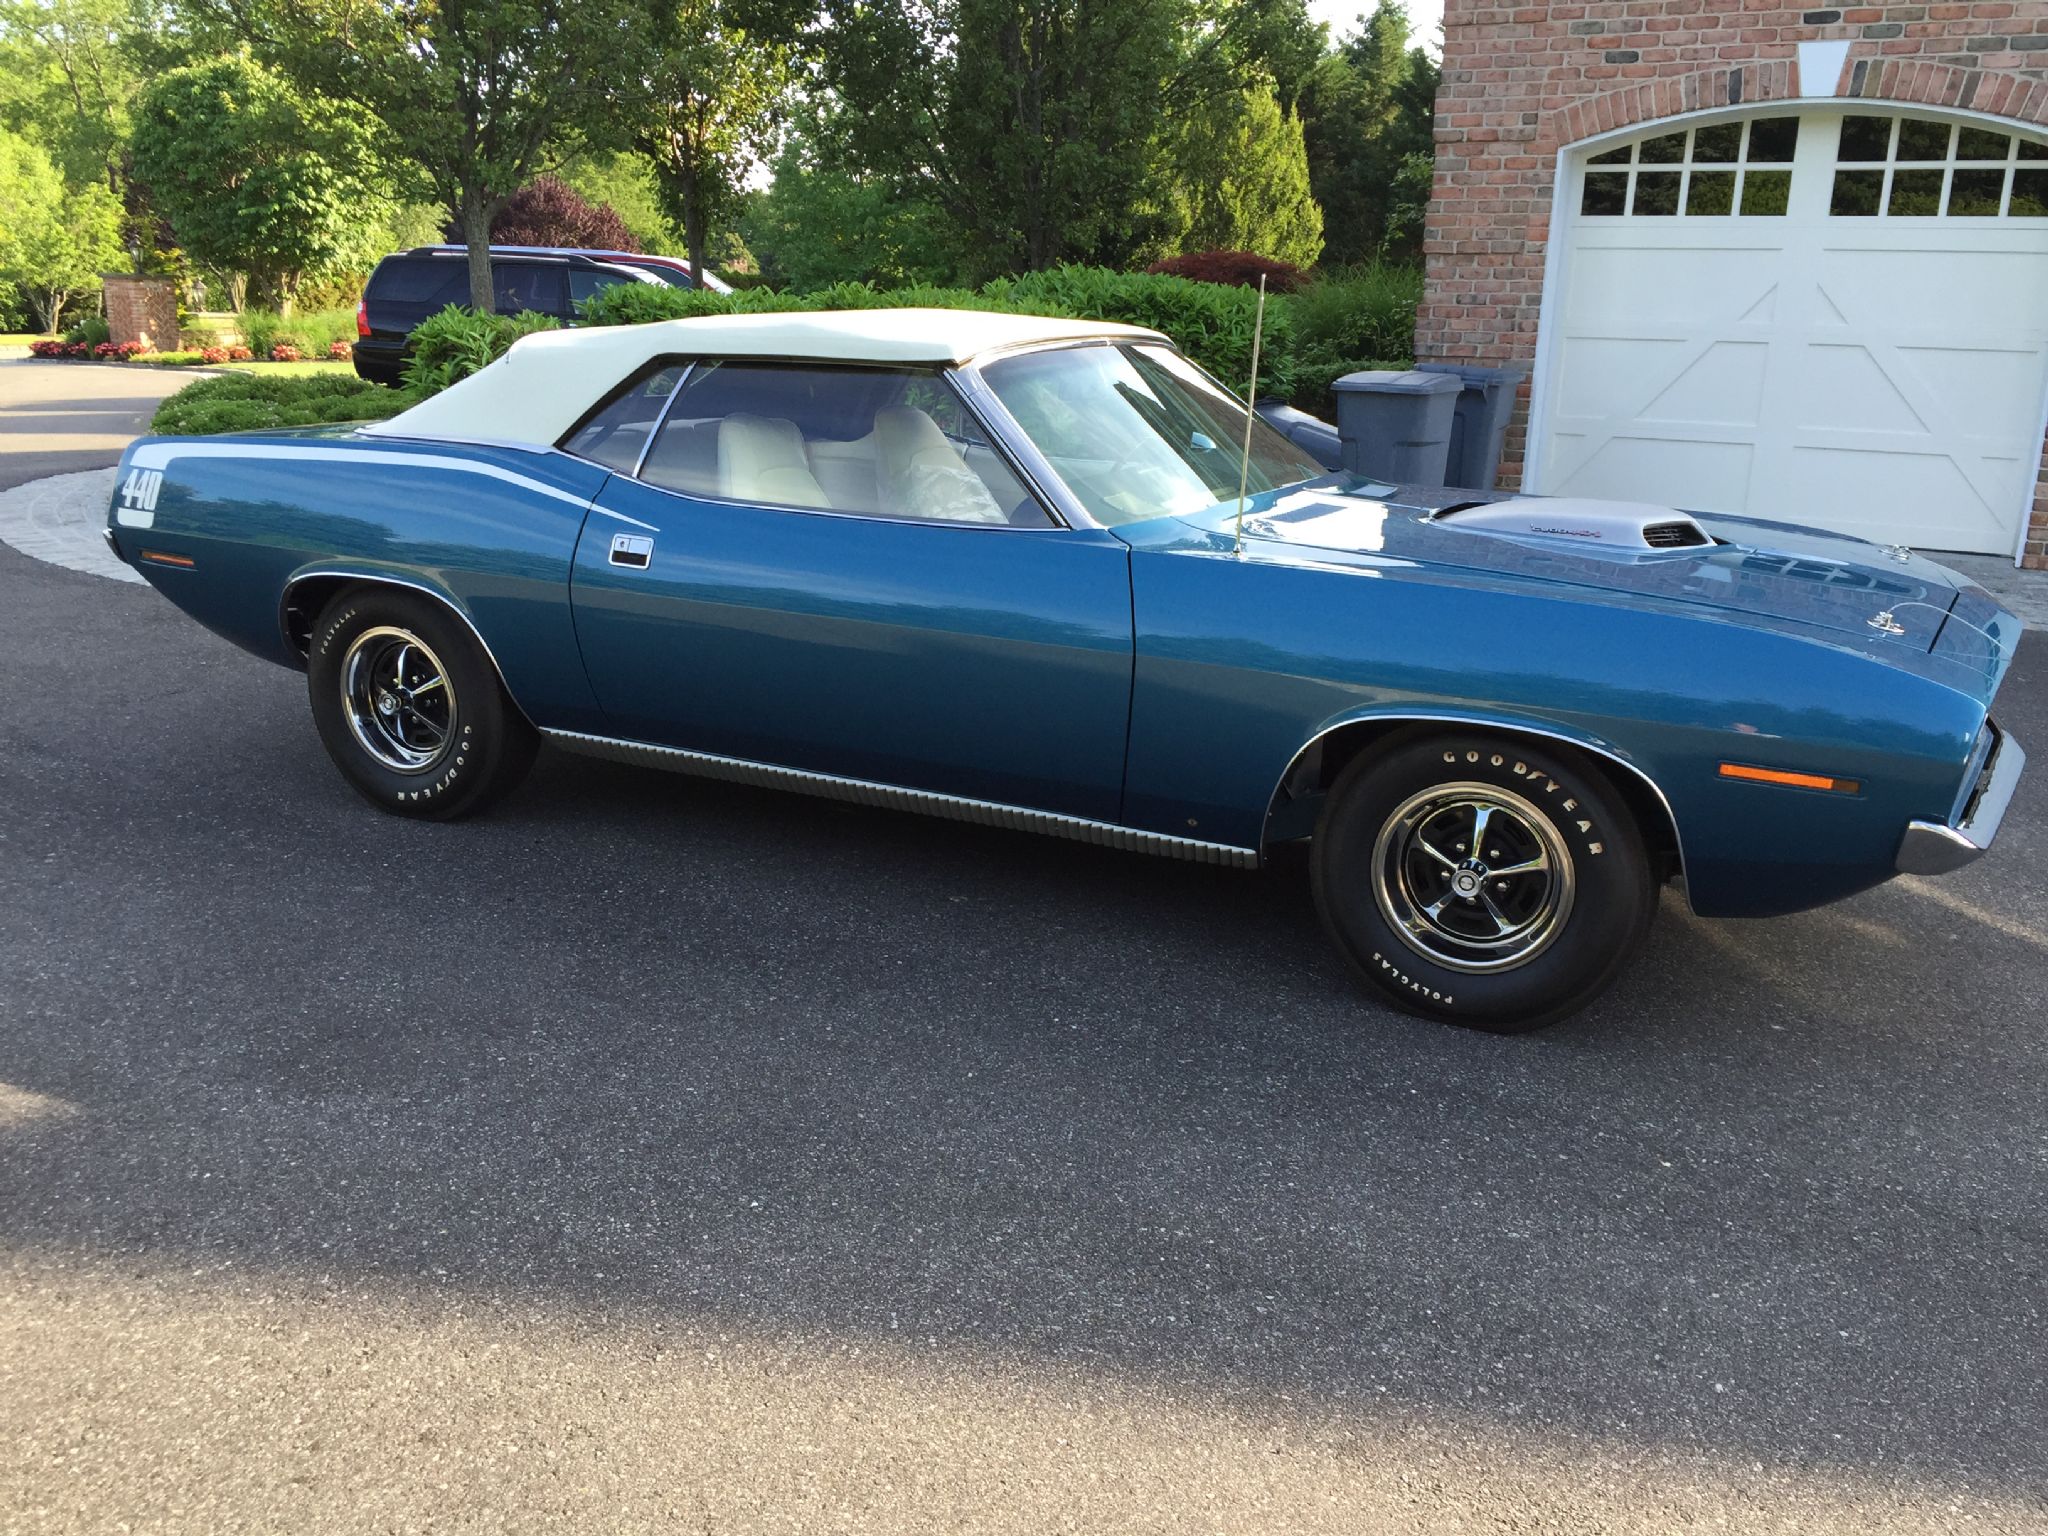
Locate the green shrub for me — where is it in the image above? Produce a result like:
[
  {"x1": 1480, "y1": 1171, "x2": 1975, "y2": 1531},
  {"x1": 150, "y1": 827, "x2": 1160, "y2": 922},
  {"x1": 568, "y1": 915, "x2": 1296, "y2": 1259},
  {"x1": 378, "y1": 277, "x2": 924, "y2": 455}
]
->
[
  {"x1": 240, "y1": 306, "x2": 359, "y2": 361},
  {"x1": 64, "y1": 313, "x2": 111, "y2": 348},
  {"x1": 137, "y1": 350, "x2": 207, "y2": 366},
  {"x1": 150, "y1": 372, "x2": 419, "y2": 435},
  {"x1": 1288, "y1": 266, "x2": 1420, "y2": 365},
  {"x1": 402, "y1": 305, "x2": 562, "y2": 393},
  {"x1": 1000, "y1": 266, "x2": 1291, "y2": 399}
]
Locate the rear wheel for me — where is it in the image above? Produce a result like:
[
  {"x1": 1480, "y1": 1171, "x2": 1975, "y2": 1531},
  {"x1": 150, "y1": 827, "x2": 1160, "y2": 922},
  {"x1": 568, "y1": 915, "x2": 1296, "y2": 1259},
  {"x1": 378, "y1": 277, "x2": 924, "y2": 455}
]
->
[
  {"x1": 306, "y1": 586, "x2": 535, "y2": 820},
  {"x1": 1311, "y1": 734, "x2": 1656, "y2": 1032}
]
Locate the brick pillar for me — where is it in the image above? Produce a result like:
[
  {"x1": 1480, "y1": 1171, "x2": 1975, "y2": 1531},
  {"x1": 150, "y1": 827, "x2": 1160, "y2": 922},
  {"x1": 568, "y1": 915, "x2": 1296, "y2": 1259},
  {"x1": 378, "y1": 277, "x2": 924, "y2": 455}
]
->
[{"x1": 100, "y1": 275, "x2": 179, "y2": 351}]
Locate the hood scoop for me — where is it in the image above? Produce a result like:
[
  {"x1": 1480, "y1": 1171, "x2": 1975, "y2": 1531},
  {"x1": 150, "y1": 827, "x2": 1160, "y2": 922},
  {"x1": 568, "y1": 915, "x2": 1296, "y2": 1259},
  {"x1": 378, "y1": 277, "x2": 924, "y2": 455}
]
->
[{"x1": 1431, "y1": 497, "x2": 1713, "y2": 551}]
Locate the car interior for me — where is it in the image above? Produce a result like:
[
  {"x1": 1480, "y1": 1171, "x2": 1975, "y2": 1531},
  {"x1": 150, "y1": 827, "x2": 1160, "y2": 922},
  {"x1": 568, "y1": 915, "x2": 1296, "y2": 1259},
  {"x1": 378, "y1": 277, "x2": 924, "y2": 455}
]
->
[{"x1": 563, "y1": 361, "x2": 1049, "y2": 527}]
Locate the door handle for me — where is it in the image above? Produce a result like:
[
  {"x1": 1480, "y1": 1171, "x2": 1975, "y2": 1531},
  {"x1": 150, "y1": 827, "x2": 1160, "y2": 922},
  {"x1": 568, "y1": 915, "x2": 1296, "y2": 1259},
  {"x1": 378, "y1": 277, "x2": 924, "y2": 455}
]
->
[{"x1": 609, "y1": 533, "x2": 654, "y2": 569}]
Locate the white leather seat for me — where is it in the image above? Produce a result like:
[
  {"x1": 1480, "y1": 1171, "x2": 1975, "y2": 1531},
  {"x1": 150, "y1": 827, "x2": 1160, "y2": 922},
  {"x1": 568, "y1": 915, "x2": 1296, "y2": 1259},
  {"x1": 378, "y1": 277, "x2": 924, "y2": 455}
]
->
[
  {"x1": 717, "y1": 414, "x2": 830, "y2": 508},
  {"x1": 873, "y1": 406, "x2": 1007, "y2": 524}
]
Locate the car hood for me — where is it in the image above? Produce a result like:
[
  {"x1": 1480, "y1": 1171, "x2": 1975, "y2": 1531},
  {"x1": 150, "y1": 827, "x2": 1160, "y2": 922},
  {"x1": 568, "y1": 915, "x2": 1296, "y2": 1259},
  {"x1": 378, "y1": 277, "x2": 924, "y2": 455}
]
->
[{"x1": 1212, "y1": 480, "x2": 1967, "y2": 652}]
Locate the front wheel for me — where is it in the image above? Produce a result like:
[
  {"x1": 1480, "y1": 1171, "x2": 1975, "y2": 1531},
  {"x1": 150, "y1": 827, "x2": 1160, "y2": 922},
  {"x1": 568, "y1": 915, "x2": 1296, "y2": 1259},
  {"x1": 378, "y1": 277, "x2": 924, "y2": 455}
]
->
[
  {"x1": 1311, "y1": 734, "x2": 1656, "y2": 1032},
  {"x1": 306, "y1": 586, "x2": 536, "y2": 820}
]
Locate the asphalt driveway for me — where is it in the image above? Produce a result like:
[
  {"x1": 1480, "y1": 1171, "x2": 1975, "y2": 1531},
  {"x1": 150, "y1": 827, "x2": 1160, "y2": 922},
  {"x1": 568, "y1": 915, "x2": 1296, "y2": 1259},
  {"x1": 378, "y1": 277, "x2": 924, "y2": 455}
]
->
[
  {"x1": 0, "y1": 359, "x2": 195, "y2": 485},
  {"x1": 1, "y1": 363, "x2": 2045, "y2": 1532}
]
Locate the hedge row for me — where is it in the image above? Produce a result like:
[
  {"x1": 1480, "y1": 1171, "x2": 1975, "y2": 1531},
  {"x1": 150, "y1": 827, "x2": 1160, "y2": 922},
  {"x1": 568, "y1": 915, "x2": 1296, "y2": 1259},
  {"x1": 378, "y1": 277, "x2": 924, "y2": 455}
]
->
[
  {"x1": 149, "y1": 372, "x2": 422, "y2": 436},
  {"x1": 577, "y1": 270, "x2": 1310, "y2": 403},
  {"x1": 151, "y1": 265, "x2": 1421, "y2": 435}
]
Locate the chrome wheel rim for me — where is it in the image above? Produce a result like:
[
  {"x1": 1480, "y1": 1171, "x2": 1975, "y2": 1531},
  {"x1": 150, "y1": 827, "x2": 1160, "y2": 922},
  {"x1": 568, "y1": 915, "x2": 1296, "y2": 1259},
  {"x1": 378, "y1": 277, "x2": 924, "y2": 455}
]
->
[
  {"x1": 1370, "y1": 782, "x2": 1575, "y2": 974},
  {"x1": 339, "y1": 626, "x2": 456, "y2": 774}
]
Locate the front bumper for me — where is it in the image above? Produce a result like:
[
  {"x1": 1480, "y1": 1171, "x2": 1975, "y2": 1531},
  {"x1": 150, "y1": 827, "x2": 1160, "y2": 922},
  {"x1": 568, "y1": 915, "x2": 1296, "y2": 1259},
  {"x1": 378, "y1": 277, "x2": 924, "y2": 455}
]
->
[{"x1": 1896, "y1": 720, "x2": 2026, "y2": 875}]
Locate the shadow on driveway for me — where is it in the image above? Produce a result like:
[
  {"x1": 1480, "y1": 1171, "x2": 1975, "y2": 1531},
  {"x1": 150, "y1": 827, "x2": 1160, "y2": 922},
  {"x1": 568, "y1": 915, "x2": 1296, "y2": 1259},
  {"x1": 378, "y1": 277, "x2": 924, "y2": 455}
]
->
[{"x1": 3, "y1": 547, "x2": 2046, "y2": 1508}]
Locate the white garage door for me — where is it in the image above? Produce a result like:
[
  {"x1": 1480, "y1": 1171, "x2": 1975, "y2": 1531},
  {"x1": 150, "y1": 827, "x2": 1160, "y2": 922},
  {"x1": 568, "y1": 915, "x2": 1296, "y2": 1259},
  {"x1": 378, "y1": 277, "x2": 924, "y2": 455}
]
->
[{"x1": 1533, "y1": 108, "x2": 2048, "y2": 555}]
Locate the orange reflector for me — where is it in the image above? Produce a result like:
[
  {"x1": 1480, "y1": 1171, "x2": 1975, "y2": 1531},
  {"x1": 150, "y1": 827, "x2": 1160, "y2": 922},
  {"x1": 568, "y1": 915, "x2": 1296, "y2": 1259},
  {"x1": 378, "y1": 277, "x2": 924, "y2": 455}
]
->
[
  {"x1": 1719, "y1": 762, "x2": 1859, "y2": 794},
  {"x1": 139, "y1": 549, "x2": 194, "y2": 568}
]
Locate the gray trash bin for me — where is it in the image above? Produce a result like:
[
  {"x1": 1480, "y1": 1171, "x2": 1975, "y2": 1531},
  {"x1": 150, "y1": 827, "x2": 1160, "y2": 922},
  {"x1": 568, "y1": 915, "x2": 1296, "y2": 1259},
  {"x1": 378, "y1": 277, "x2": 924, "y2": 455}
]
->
[
  {"x1": 1415, "y1": 361, "x2": 1530, "y2": 490},
  {"x1": 1331, "y1": 370, "x2": 1463, "y2": 485}
]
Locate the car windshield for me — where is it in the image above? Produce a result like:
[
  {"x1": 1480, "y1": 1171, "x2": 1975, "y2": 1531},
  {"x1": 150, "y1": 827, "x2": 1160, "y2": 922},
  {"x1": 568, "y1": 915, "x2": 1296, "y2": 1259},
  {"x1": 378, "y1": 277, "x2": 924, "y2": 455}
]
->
[{"x1": 978, "y1": 342, "x2": 1328, "y2": 527}]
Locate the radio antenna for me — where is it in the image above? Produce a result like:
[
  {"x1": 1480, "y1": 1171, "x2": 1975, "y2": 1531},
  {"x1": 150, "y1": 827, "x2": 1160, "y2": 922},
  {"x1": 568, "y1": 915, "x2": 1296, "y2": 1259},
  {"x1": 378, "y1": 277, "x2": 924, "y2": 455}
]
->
[{"x1": 1232, "y1": 273, "x2": 1269, "y2": 559}]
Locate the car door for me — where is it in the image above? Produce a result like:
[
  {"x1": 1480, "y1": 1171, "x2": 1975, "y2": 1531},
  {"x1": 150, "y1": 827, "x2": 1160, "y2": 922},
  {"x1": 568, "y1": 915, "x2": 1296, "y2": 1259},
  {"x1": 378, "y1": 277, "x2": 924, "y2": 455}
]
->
[{"x1": 566, "y1": 359, "x2": 1136, "y2": 823}]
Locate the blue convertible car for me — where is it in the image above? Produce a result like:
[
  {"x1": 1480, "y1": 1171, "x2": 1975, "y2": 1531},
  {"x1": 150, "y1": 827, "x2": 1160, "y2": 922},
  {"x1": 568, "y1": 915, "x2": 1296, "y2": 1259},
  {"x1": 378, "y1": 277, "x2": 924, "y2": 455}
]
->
[{"x1": 107, "y1": 309, "x2": 2026, "y2": 1030}]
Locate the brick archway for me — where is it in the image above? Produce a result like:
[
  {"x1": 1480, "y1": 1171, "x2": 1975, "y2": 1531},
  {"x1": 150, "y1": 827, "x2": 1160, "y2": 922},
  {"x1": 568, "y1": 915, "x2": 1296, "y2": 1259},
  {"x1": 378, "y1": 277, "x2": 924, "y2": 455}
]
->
[{"x1": 1558, "y1": 60, "x2": 2048, "y2": 150}]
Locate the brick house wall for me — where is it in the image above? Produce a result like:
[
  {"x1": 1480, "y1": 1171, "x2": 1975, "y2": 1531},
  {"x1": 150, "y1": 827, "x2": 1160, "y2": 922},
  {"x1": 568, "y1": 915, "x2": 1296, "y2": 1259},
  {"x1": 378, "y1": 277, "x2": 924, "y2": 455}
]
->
[{"x1": 1421, "y1": 0, "x2": 2048, "y2": 567}]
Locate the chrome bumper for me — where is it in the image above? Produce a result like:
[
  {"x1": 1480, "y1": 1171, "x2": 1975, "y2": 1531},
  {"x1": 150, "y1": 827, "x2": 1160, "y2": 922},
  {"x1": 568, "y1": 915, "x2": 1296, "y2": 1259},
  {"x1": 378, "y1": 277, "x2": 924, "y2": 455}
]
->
[{"x1": 1896, "y1": 722, "x2": 2026, "y2": 876}]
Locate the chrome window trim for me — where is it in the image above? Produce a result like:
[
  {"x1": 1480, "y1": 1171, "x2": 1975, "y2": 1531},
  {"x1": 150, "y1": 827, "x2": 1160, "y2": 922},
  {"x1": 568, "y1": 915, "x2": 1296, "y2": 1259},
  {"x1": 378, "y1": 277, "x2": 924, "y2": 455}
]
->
[
  {"x1": 945, "y1": 362, "x2": 1098, "y2": 532},
  {"x1": 631, "y1": 360, "x2": 695, "y2": 480},
  {"x1": 957, "y1": 339, "x2": 1328, "y2": 536},
  {"x1": 543, "y1": 728, "x2": 1260, "y2": 867},
  {"x1": 604, "y1": 356, "x2": 1072, "y2": 533},
  {"x1": 1262, "y1": 712, "x2": 1694, "y2": 909}
]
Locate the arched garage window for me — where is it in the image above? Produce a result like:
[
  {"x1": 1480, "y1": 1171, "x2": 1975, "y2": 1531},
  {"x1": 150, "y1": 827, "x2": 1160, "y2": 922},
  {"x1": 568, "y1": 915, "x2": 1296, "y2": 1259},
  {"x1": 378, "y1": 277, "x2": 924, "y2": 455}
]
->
[
  {"x1": 1829, "y1": 115, "x2": 2048, "y2": 218},
  {"x1": 1580, "y1": 116, "x2": 1797, "y2": 217}
]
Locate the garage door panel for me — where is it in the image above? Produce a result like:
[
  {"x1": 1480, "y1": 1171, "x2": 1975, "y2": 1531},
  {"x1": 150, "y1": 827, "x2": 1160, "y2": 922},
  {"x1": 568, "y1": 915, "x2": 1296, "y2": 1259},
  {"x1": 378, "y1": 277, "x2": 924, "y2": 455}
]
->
[
  {"x1": 1821, "y1": 248, "x2": 2048, "y2": 329},
  {"x1": 1537, "y1": 107, "x2": 2048, "y2": 555},
  {"x1": 1548, "y1": 433, "x2": 1756, "y2": 512},
  {"x1": 1774, "y1": 445, "x2": 2027, "y2": 547},
  {"x1": 1896, "y1": 345, "x2": 2048, "y2": 437},
  {"x1": 1564, "y1": 246, "x2": 1786, "y2": 325},
  {"x1": 1796, "y1": 344, "x2": 1929, "y2": 435}
]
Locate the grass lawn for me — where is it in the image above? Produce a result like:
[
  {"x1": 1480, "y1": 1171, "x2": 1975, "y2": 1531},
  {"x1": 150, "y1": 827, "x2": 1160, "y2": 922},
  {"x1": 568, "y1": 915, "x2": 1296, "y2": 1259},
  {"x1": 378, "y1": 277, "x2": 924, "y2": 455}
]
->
[{"x1": 0, "y1": 333, "x2": 58, "y2": 346}]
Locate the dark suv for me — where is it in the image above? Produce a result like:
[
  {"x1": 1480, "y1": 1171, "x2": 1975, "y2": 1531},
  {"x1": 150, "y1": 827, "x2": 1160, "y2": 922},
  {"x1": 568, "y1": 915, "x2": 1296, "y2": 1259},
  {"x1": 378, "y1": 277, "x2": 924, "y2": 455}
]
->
[{"x1": 352, "y1": 247, "x2": 658, "y2": 386}]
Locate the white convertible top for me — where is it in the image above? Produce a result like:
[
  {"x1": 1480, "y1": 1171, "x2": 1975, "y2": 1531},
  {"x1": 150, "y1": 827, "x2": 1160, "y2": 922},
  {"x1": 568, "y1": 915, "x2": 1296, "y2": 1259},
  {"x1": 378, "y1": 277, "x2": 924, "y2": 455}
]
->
[{"x1": 362, "y1": 307, "x2": 1167, "y2": 449}]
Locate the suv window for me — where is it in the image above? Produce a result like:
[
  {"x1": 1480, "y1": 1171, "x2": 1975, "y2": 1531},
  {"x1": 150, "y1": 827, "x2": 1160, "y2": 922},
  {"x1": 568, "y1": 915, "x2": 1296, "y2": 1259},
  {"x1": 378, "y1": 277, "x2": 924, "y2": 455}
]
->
[
  {"x1": 492, "y1": 262, "x2": 566, "y2": 315},
  {"x1": 626, "y1": 361, "x2": 1046, "y2": 526},
  {"x1": 368, "y1": 257, "x2": 467, "y2": 307},
  {"x1": 561, "y1": 363, "x2": 690, "y2": 472},
  {"x1": 569, "y1": 268, "x2": 632, "y2": 305}
]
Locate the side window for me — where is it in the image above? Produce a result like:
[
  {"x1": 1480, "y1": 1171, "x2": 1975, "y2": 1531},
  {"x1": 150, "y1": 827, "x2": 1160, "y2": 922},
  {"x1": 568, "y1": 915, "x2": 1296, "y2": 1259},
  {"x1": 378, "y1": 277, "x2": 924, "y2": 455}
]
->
[
  {"x1": 560, "y1": 363, "x2": 690, "y2": 472},
  {"x1": 635, "y1": 361, "x2": 1048, "y2": 527},
  {"x1": 569, "y1": 269, "x2": 626, "y2": 305},
  {"x1": 368, "y1": 258, "x2": 466, "y2": 307},
  {"x1": 492, "y1": 262, "x2": 567, "y2": 316}
]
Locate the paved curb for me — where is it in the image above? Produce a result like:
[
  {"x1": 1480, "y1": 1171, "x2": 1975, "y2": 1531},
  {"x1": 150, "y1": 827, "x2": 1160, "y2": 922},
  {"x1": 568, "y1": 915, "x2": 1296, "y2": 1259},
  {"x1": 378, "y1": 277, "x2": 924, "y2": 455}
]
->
[{"x1": 0, "y1": 469, "x2": 140, "y2": 583}]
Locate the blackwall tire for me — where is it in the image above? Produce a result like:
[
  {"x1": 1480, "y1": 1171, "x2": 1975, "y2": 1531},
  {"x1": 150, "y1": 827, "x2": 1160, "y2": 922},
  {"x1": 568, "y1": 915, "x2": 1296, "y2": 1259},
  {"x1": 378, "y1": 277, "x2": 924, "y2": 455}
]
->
[
  {"x1": 305, "y1": 587, "x2": 536, "y2": 821},
  {"x1": 1311, "y1": 733, "x2": 1656, "y2": 1032}
]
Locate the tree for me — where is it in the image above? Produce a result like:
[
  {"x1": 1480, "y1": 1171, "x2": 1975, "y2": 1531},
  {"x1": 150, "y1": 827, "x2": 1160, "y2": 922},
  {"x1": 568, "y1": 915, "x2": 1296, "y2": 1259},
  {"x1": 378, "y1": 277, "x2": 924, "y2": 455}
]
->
[
  {"x1": 622, "y1": 0, "x2": 789, "y2": 285},
  {"x1": 1170, "y1": 79, "x2": 1323, "y2": 267},
  {"x1": 1300, "y1": 0, "x2": 1438, "y2": 262},
  {"x1": 131, "y1": 52, "x2": 385, "y2": 311},
  {"x1": 741, "y1": 124, "x2": 961, "y2": 290},
  {"x1": 0, "y1": 127, "x2": 123, "y2": 329},
  {"x1": 488, "y1": 174, "x2": 640, "y2": 250},
  {"x1": 0, "y1": 0, "x2": 137, "y2": 194},
  {"x1": 210, "y1": 0, "x2": 645, "y2": 311},
  {"x1": 556, "y1": 150, "x2": 682, "y2": 255},
  {"x1": 814, "y1": 0, "x2": 1191, "y2": 280}
]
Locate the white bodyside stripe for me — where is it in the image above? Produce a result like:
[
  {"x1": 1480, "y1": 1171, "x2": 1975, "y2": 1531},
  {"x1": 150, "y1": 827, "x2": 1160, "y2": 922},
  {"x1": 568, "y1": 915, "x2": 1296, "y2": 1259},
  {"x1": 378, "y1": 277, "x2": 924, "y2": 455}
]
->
[{"x1": 120, "y1": 441, "x2": 593, "y2": 527}]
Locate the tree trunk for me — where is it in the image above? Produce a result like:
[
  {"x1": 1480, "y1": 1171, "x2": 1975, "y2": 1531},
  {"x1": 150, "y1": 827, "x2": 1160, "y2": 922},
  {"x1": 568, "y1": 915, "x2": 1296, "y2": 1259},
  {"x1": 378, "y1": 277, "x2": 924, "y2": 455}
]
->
[
  {"x1": 32, "y1": 289, "x2": 64, "y2": 335},
  {"x1": 681, "y1": 166, "x2": 707, "y2": 289},
  {"x1": 459, "y1": 196, "x2": 496, "y2": 313}
]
